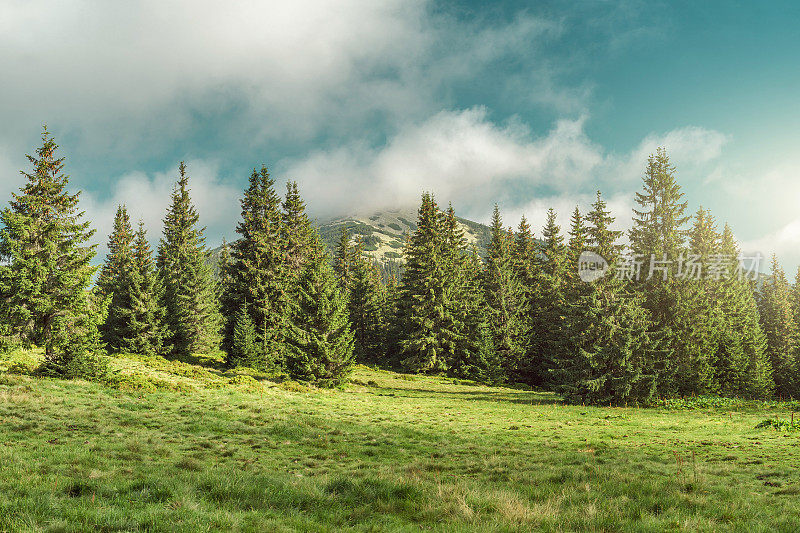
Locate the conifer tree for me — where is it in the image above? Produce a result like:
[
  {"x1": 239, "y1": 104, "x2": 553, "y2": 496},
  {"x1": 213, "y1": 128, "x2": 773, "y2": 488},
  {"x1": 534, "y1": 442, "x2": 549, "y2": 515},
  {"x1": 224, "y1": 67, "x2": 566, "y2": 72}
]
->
[
  {"x1": 157, "y1": 162, "x2": 221, "y2": 358},
  {"x1": 555, "y1": 192, "x2": 655, "y2": 405},
  {"x1": 757, "y1": 255, "x2": 798, "y2": 398},
  {"x1": 334, "y1": 226, "x2": 353, "y2": 290},
  {"x1": 285, "y1": 239, "x2": 355, "y2": 386},
  {"x1": 630, "y1": 147, "x2": 690, "y2": 273},
  {"x1": 396, "y1": 193, "x2": 448, "y2": 372},
  {"x1": 513, "y1": 215, "x2": 538, "y2": 289},
  {"x1": 97, "y1": 205, "x2": 134, "y2": 299},
  {"x1": 222, "y1": 166, "x2": 287, "y2": 368},
  {"x1": 118, "y1": 222, "x2": 168, "y2": 356},
  {"x1": 484, "y1": 205, "x2": 526, "y2": 381},
  {"x1": 348, "y1": 239, "x2": 386, "y2": 363},
  {"x1": 0, "y1": 128, "x2": 98, "y2": 366},
  {"x1": 100, "y1": 205, "x2": 135, "y2": 351},
  {"x1": 716, "y1": 224, "x2": 773, "y2": 397},
  {"x1": 525, "y1": 208, "x2": 567, "y2": 387},
  {"x1": 566, "y1": 206, "x2": 587, "y2": 280},
  {"x1": 282, "y1": 181, "x2": 316, "y2": 276},
  {"x1": 230, "y1": 300, "x2": 260, "y2": 367},
  {"x1": 441, "y1": 205, "x2": 497, "y2": 382},
  {"x1": 629, "y1": 148, "x2": 713, "y2": 397}
]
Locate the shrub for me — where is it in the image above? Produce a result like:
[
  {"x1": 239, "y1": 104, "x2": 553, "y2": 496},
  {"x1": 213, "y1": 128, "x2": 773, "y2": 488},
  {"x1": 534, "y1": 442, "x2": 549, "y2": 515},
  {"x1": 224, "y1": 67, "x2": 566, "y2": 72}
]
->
[
  {"x1": 756, "y1": 418, "x2": 800, "y2": 432},
  {"x1": 36, "y1": 350, "x2": 111, "y2": 382}
]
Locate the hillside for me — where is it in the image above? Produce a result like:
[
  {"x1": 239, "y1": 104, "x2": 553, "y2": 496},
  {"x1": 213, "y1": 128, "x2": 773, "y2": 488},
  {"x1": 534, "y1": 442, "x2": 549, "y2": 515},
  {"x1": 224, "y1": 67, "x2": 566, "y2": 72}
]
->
[
  {"x1": 209, "y1": 209, "x2": 493, "y2": 271},
  {"x1": 2, "y1": 349, "x2": 800, "y2": 531}
]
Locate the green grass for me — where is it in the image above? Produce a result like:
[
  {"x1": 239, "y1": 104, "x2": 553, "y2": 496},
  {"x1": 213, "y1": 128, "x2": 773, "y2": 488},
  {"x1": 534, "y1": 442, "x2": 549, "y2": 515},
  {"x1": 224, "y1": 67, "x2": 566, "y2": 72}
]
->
[{"x1": 2, "y1": 352, "x2": 800, "y2": 531}]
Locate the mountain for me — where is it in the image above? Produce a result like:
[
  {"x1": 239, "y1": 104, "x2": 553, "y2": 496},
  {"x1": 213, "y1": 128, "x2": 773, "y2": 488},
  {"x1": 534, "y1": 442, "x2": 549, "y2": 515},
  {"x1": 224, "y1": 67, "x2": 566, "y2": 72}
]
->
[
  {"x1": 317, "y1": 209, "x2": 493, "y2": 265},
  {"x1": 208, "y1": 209, "x2": 493, "y2": 271}
]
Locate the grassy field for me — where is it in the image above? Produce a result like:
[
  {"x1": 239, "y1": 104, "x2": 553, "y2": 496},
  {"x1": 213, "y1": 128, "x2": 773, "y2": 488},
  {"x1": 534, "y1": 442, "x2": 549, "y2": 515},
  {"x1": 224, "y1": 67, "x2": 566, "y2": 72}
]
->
[{"x1": 2, "y1": 351, "x2": 800, "y2": 532}]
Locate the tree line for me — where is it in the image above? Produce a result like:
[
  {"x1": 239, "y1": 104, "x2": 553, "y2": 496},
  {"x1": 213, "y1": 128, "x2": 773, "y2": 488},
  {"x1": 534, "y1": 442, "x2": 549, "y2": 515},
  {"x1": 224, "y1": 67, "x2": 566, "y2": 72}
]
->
[{"x1": 1, "y1": 131, "x2": 798, "y2": 404}]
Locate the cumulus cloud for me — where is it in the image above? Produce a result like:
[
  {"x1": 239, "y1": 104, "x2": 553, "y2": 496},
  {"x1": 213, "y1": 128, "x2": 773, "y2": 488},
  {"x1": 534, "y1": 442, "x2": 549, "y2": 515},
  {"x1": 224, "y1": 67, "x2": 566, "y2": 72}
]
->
[
  {"x1": 283, "y1": 107, "x2": 728, "y2": 231},
  {"x1": 0, "y1": 0, "x2": 576, "y2": 161},
  {"x1": 81, "y1": 160, "x2": 240, "y2": 256},
  {"x1": 719, "y1": 161, "x2": 800, "y2": 273}
]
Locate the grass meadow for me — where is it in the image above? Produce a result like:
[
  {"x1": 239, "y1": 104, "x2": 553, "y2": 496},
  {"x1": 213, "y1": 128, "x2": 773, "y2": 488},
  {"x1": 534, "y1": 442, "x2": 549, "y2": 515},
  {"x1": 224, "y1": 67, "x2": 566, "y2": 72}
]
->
[{"x1": 1, "y1": 350, "x2": 800, "y2": 532}]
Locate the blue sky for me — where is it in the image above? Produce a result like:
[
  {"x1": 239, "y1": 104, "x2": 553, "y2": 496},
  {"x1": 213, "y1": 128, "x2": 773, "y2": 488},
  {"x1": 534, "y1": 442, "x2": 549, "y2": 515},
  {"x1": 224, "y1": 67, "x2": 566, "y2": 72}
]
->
[{"x1": 2, "y1": 0, "x2": 800, "y2": 271}]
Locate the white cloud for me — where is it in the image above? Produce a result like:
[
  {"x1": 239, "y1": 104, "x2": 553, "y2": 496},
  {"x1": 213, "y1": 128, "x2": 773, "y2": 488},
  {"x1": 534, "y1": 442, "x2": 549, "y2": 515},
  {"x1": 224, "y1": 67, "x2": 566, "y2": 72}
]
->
[
  {"x1": 0, "y1": 0, "x2": 574, "y2": 159},
  {"x1": 82, "y1": 160, "x2": 239, "y2": 256},
  {"x1": 283, "y1": 107, "x2": 727, "y2": 234}
]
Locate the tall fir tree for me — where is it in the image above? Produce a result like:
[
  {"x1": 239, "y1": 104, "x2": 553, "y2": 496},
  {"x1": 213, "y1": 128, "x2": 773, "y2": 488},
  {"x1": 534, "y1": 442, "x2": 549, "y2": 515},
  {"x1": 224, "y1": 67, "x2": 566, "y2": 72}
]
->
[
  {"x1": 629, "y1": 147, "x2": 690, "y2": 273},
  {"x1": 0, "y1": 128, "x2": 99, "y2": 366},
  {"x1": 118, "y1": 222, "x2": 168, "y2": 357},
  {"x1": 555, "y1": 191, "x2": 655, "y2": 404},
  {"x1": 348, "y1": 239, "x2": 387, "y2": 363},
  {"x1": 513, "y1": 215, "x2": 538, "y2": 289},
  {"x1": 100, "y1": 205, "x2": 135, "y2": 351},
  {"x1": 396, "y1": 193, "x2": 449, "y2": 372},
  {"x1": 628, "y1": 148, "x2": 718, "y2": 397},
  {"x1": 285, "y1": 238, "x2": 355, "y2": 386},
  {"x1": 716, "y1": 224, "x2": 773, "y2": 397},
  {"x1": 157, "y1": 162, "x2": 221, "y2": 358},
  {"x1": 441, "y1": 205, "x2": 497, "y2": 382},
  {"x1": 282, "y1": 181, "x2": 317, "y2": 279},
  {"x1": 484, "y1": 205, "x2": 526, "y2": 381},
  {"x1": 525, "y1": 208, "x2": 567, "y2": 387},
  {"x1": 222, "y1": 166, "x2": 287, "y2": 368},
  {"x1": 757, "y1": 255, "x2": 798, "y2": 398},
  {"x1": 333, "y1": 226, "x2": 354, "y2": 291},
  {"x1": 565, "y1": 206, "x2": 587, "y2": 281},
  {"x1": 96, "y1": 205, "x2": 134, "y2": 299}
]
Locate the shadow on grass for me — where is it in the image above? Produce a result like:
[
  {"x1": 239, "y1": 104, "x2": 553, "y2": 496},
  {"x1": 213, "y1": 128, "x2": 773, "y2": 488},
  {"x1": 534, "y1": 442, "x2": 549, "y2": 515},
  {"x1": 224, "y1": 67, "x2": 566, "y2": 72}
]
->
[{"x1": 376, "y1": 385, "x2": 562, "y2": 406}]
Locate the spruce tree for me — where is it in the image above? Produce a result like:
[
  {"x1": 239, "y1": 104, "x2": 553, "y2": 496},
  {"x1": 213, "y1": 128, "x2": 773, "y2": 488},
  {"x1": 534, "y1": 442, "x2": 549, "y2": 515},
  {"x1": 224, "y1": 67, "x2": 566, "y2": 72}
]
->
[
  {"x1": 230, "y1": 300, "x2": 260, "y2": 367},
  {"x1": 566, "y1": 206, "x2": 587, "y2": 281},
  {"x1": 629, "y1": 148, "x2": 715, "y2": 397},
  {"x1": 282, "y1": 181, "x2": 316, "y2": 276},
  {"x1": 222, "y1": 166, "x2": 287, "y2": 368},
  {"x1": 97, "y1": 205, "x2": 134, "y2": 298},
  {"x1": 484, "y1": 205, "x2": 525, "y2": 381},
  {"x1": 285, "y1": 239, "x2": 355, "y2": 386},
  {"x1": 334, "y1": 226, "x2": 353, "y2": 290},
  {"x1": 0, "y1": 128, "x2": 98, "y2": 366},
  {"x1": 556, "y1": 191, "x2": 655, "y2": 405},
  {"x1": 513, "y1": 215, "x2": 538, "y2": 289},
  {"x1": 100, "y1": 205, "x2": 135, "y2": 351},
  {"x1": 716, "y1": 224, "x2": 773, "y2": 397},
  {"x1": 757, "y1": 255, "x2": 797, "y2": 398},
  {"x1": 396, "y1": 193, "x2": 450, "y2": 373},
  {"x1": 121, "y1": 223, "x2": 166, "y2": 355},
  {"x1": 348, "y1": 239, "x2": 387, "y2": 363},
  {"x1": 525, "y1": 208, "x2": 566, "y2": 387},
  {"x1": 441, "y1": 205, "x2": 497, "y2": 382},
  {"x1": 630, "y1": 147, "x2": 690, "y2": 273},
  {"x1": 157, "y1": 162, "x2": 221, "y2": 359}
]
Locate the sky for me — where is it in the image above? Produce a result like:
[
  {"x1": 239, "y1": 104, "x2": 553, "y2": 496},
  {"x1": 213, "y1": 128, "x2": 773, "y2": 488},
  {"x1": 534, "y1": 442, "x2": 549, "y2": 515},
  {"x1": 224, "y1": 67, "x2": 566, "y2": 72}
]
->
[{"x1": 3, "y1": 0, "x2": 800, "y2": 272}]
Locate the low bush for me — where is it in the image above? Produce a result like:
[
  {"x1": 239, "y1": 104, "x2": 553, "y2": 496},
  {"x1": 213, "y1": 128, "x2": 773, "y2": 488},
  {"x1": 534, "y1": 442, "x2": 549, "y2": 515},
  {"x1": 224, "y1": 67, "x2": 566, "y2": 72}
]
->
[{"x1": 755, "y1": 418, "x2": 800, "y2": 432}]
